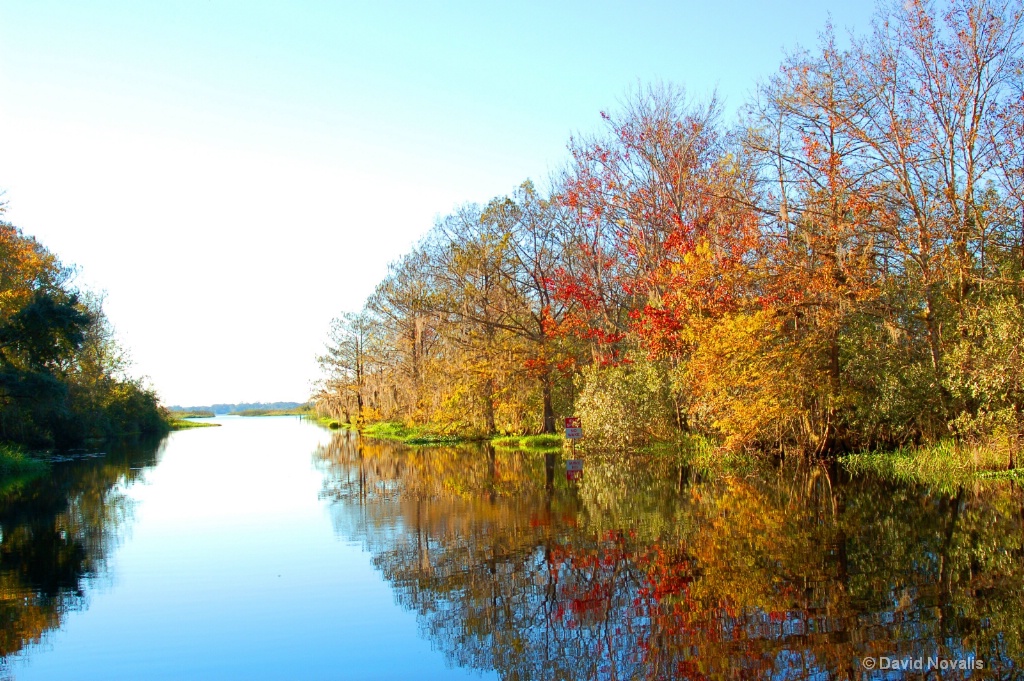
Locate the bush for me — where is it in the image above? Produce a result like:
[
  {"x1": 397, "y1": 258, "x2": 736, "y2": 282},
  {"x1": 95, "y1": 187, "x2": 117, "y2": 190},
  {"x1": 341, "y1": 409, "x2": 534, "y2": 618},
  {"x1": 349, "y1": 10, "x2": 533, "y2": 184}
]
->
[
  {"x1": 944, "y1": 294, "x2": 1024, "y2": 461},
  {"x1": 575, "y1": 356, "x2": 676, "y2": 448}
]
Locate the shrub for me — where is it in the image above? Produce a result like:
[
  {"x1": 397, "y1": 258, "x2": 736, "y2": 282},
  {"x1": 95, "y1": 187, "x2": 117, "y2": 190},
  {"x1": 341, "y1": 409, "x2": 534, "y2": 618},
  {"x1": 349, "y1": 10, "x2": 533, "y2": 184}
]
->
[{"x1": 575, "y1": 356, "x2": 676, "y2": 448}]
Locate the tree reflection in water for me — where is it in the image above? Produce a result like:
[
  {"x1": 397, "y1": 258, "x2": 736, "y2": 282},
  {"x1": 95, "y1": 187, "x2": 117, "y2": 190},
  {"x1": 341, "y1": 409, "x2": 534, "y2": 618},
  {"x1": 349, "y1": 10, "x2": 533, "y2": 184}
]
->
[
  {"x1": 0, "y1": 440, "x2": 164, "y2": 665},
  {"x1": 315, "y1": 431, "x2": 1024, "y2": 679}
]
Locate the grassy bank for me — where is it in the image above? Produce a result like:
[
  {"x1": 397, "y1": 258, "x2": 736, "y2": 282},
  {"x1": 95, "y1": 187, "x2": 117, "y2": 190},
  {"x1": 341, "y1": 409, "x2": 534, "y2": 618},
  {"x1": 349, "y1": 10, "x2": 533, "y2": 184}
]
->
[
  {"x1": 327, "y1": 420, "x2": 738, "y2": 467},
  {"x1": 308, "y1": 415, "x2": 349, "y2": 429},
  {"x1": 335, "y1": 417, "x2": 536, "y2": 444},
  {"x1": 361, "y1": 421, "x2": 469, "y2": 445},
  {"x1": 0, "y1": 444, "x2": 48, "y2": 492},
  {"x1": 492, "y1": 434, "x2": 564, "y2": 452},
  {"x1": 170, "y1": 418, "x2": 220, "y2": 430},
  {"x1": 842, "y1": 440, "x2": 1019, "y2": 492},
  {"x1": 170, "y1": 410, "x2": 215, "y2": 418},
  {"x1": 308, "y1": 415, "x2": 1021, "y2": 492}
]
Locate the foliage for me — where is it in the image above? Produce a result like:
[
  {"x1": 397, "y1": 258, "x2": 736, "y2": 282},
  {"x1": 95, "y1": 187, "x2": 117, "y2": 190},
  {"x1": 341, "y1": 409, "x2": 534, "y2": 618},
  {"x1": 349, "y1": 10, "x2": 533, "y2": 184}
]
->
[
  {"x1": 316, "y1": 0, "x2": 1024, "y2": 462},
  {"x1": 315, "y1": 183, "x2": 580, "y2": 436},
  {"x1": 491, "y1": 433, "x2": 563, "y2": 451},
  {"x1": 308, "y1": 414, "x2": 348, "y2": 429},
  {"x1": 944, "y1": 293, "x2": 1024, "y2": 459},
  {"x1": 0, "y1": 443, "x2": 48, "y2": 485},
  {"x1": 0, "y1": 222, "x2": 170, "y2": 448},
  {"x1": 574, "y1": 355, "x2": 677, "y2": 448},
  {"x1": 361, "y1": 420, "x2": 469, "y2": 445},
  {"x1": 682, "y1": 311, "x2": 801, "y2": 451},
  {"x1": 843, "y1": 440, "x2": 1012, "y2": 493}
]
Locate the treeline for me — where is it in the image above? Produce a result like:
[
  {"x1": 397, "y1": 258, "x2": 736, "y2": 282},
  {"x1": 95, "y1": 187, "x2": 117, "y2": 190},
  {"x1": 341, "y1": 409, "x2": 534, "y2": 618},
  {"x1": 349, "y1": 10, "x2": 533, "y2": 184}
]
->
[
  {"x1": 317, "y1": 0, "x2": 1024, "y2": 457},
  {"x1": 0, "y1": 219, "x2": 167, "y2": 449},
  {"x1": 169, "y1": 402, "x2": 306, "y2": 415}
]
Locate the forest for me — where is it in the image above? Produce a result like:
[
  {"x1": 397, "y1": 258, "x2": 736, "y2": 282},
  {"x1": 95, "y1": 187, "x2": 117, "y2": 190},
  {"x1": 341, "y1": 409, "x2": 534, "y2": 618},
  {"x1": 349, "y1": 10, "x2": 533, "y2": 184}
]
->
[
  {"x1": 0, "y1": 216, "x2": 167, "y2": 451},
  {"x1": 315, "y1": 0, "x2": 1024, "y2": 460}
]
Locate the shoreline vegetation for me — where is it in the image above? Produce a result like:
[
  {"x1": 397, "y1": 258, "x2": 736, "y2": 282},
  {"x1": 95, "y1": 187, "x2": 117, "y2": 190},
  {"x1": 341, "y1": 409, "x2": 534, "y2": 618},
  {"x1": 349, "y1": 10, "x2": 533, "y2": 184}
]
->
[
  {"x1": 313, "y1": 0, "x2": 1024, "y2": 493},
  {"x1": 235, "y1": 405, "x2": 313, "y2": 417},
  {"x1": 842, "y1": 441, "x2": 1024, "y2": 492},
  {"x1": 0, "y1": 444, "x2": 48, "y2": 492},
  {"x1": 164, "y1": 403, "x2": 313, "y2": 431},
  {"x1": 169, "y1": 418, "x2": 220, "y2": 430},
  {"x1": 168, "y1": 401, "x2": 308, "y2": 416},
  {"x1": 319, "y1": 416, "x2": 1023, "y2": 489},
  {"x1": 0, "y1": 220, "x2": 171, "y2": 469}
]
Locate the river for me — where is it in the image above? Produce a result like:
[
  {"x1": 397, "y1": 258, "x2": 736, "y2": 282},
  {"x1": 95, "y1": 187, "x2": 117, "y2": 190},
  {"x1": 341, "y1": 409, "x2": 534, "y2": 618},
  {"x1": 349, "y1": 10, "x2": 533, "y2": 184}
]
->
[{"x1": 0, "y1": 416, "x2": 1020, "y2": 679}]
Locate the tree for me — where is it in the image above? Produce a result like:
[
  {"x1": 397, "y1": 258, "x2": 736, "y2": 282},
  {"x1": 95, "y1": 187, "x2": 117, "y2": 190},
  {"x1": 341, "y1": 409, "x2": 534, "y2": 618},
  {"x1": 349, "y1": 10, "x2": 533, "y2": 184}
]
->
[{"x1": 318, "y1": 311, "x2": 377, "y2": 425}]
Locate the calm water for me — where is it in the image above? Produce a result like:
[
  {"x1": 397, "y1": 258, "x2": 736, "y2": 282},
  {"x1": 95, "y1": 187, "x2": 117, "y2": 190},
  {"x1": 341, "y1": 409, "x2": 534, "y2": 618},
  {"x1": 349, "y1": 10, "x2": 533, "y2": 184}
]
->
[{"x1": 0, "y1": 416, "x2": 1021, "y2": 679}]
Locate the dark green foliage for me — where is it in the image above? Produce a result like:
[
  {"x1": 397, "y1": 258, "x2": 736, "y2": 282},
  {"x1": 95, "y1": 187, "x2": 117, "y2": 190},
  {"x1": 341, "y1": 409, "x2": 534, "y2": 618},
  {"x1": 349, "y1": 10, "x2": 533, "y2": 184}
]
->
[
  {"x1": 0, "y1": 222, "x2": 170, "y2": 450},
  {"x1": 0, "y1": 443, "x2": 47, "y2": 483},
  {"x1": 0, "y1": 290, "x2": 90, "y2": 369}
]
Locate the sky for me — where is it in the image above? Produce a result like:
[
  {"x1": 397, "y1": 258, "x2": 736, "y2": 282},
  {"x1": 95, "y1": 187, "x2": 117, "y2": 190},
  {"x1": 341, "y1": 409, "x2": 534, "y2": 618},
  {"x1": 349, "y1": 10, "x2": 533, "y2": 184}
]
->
[{"x1": 0, "y1": 1, "x2": 876, "y2": 406}]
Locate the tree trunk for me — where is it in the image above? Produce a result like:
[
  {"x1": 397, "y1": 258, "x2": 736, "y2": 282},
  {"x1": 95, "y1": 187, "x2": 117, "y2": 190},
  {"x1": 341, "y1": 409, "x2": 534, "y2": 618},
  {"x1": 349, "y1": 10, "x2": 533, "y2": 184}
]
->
[
  {"x1": 483, "y1": 378, "x2": 496, "y2": 434},
  {"x1": 544, "y1": 452, "x2": 556, "y2": 491},
  {"x1": 541, "y1": 371, "x2": 555, "y2": 434}
]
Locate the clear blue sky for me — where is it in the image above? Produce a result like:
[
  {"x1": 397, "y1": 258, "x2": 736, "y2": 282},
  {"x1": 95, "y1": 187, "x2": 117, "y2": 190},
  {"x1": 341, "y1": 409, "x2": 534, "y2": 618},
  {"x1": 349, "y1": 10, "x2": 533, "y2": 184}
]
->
[{"x1": 0, "y1": 1, "x2": 875, "y2": 405}]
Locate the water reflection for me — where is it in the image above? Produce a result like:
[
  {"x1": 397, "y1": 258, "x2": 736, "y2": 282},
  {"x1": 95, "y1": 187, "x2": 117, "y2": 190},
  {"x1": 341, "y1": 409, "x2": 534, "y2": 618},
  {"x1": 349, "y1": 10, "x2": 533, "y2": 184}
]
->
[
  {"x1": 0, "y1": 440, "x2": 163, "y2": 663},
  {"x1": 316, "y1": 432, "x2": 1024, "y2": 679}
]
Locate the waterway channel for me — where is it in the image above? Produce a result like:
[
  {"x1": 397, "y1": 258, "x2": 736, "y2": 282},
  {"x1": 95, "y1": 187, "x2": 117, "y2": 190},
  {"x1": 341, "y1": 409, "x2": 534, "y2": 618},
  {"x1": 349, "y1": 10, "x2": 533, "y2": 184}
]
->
[{"x1": 0, "y1": 415, "x2": 1020, "y2": 679}]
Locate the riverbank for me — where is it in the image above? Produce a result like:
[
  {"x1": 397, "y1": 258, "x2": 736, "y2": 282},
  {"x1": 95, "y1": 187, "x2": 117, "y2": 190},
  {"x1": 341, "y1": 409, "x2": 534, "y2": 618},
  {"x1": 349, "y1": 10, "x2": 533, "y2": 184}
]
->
[
  {"x1": 0, "y1": 444, "x2": 49, "y2": 492},
  {"x1": 317, "y1": 416, "x2": 1022, "y2": 491},
  {"x1": 335, "y1": 419, "x2": 760, "y2": 477},
  {"x1": 492, "y1": 434, "x2": 563, "y2": 452},
  {"x1": 307, "y1": 415, "x2": 348, "y2": 429},
  {"x1": 313, "y1": 418, "x2": 567, "y2": 448},
  {"x1": 842, "y1": 440, "x2": 1021, "y2": 492},
  {"x1": 237, "y1": 405, "x2": 314, "y2": 417},
  {"x1": 170, "y1": 418, "x2": 221, "y2": 430},
  {"x1": 359, "y1": 421, "x2": 468, "y2": 445}
]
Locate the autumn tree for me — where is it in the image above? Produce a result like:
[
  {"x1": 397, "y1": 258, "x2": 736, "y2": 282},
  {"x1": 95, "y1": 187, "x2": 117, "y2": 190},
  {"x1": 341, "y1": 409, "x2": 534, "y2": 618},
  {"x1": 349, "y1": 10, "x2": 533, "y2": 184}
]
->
[
  {"x1": 556, "y1": 85, "x2": 762, "y2": 443},
  {"x1": 742, "y1": 0, "x2": 1024, "y2": 452},
  {"x1": 0, "y1": 221, "x2": 167, "y2": 448},
  {"x1": 318, "y1": 311, "x2": 379, "y2": 425},
  {"x1": 423, "y1": 184, "x2": 578, "y2": 433},
  {"x1": 316, "y1": 0, "x2": 1024, "y2": 457}
]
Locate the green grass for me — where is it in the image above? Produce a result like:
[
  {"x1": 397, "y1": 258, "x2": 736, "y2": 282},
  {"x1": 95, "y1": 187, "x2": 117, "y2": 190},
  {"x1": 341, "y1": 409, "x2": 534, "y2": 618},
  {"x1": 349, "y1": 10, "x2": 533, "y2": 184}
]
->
[
  {"x1": 318, "y1": 418, "x2": 566, "y2": 447},
  {"x1": 491, "y1": 433, "x2": 564, "y2": 452},
  {"x1": 362, "y1": 421, "x2": 467, "y2": 445},
  {"x1": 978, "y1": 467, "x2": 1024, "y2": 482},
  {"x1": 170, "y1": 410, "x2": 215, "y2": 418},
  {"x1": 170, "y1": 418, "x2": 221, "y2": 430},
  {"x1": 0, "y1": 444, "x2": 48, "y2": 492},
  {"x1": 842, "y1": 439, "x2": 1016, "y2": 491},
  {"x1": 307, "y1": 415, "x2": 349, "y2": 430}
]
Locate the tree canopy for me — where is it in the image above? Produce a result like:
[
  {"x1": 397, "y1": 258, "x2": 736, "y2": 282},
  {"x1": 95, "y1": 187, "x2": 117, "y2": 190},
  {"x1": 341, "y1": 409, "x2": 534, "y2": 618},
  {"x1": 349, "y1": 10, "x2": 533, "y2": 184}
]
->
[
  {"x1": 0, "y1": 220, "x2": 167, "y2": 449},
  {"x1": 317, "y1": 0, "x2": 1024, "y2": 459}
]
